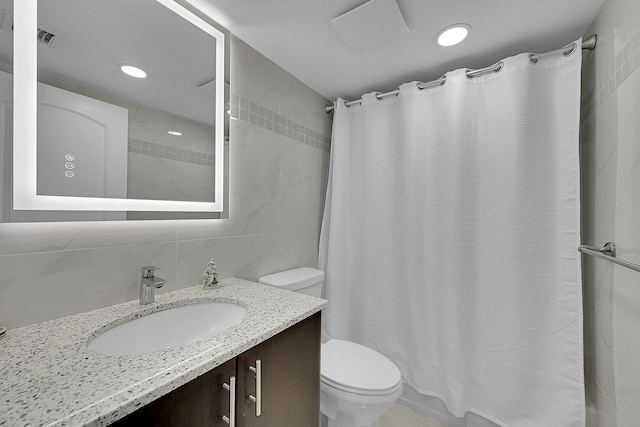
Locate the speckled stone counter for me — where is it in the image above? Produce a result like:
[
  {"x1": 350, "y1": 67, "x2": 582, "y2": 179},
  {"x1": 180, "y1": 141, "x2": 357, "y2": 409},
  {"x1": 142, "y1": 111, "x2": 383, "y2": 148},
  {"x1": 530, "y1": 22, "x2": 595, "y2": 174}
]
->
[{"x1": 0, "y1": 278, "x2": 327, "y2": 426}]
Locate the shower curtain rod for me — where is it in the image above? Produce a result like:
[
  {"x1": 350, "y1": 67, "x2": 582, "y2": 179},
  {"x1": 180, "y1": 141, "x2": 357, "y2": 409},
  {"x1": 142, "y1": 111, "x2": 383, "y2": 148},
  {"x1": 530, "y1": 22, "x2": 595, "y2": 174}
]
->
[{"x1": 325, "y1": 34, "x2": 597, "y2": 113}]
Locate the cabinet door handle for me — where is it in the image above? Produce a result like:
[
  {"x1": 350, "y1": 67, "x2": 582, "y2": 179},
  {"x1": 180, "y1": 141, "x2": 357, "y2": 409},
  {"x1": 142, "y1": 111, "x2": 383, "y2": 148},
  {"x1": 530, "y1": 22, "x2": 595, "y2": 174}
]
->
[
  {"x1": 248, "y1": 359, "x2": 262, "y2": 416},
  {"x1": 222, "y1": 376, "x2": 236, "y2": 426}
]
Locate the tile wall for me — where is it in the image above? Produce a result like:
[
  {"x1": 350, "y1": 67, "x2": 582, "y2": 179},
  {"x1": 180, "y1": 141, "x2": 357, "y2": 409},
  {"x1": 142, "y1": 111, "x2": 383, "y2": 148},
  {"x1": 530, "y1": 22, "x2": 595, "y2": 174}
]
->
[
  {"x1": 580, "y1": 0, "x2": 640, "y2": 425},
  {"x1": 229, "y1": 94, "x2": 331, "y2": 153},
  {"x1": 0, "y1": 35, "x2": 332, "y2": 329}
]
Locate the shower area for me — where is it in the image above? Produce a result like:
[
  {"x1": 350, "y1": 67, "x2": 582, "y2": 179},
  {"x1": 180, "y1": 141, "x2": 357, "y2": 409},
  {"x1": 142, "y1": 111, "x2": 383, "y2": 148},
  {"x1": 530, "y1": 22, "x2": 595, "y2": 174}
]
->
[{"x1": 319, "y1": 0, "x2": 640, "y2": 423}]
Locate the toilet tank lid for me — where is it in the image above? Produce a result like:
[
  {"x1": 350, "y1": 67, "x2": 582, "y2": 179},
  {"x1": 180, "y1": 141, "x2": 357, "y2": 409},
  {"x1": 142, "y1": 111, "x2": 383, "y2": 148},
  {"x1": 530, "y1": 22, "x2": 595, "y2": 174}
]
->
[{"x1": 258, "y1": 267, "x2": 324, "y2": 291}]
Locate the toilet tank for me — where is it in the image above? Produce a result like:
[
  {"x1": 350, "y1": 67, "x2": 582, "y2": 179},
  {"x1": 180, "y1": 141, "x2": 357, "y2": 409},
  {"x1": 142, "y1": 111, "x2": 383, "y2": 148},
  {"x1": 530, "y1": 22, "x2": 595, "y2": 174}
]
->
[{"x1": 258, "y1": 267, "x2": 324, "y2": 298}]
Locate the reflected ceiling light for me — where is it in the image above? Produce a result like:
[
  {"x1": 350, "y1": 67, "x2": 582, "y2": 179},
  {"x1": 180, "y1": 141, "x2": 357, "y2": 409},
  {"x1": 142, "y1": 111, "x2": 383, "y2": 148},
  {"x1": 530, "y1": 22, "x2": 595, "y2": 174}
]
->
[
  {"x1": 436, "y1": 24, "x2": 471, "y2": 47},
  {"x1": 119, "y1": 64, "x2": 147, "y2": 78},
  {"x1": 167, "y1": 130, "x2": 182, "y2": 136}
]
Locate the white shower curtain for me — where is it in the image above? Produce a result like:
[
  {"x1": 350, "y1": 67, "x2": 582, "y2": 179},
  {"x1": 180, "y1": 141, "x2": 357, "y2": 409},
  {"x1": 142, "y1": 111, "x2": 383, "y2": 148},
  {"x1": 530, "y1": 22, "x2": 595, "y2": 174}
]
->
[{"x1": 319, "y1": 42, "x2": 584, "y2": 427}]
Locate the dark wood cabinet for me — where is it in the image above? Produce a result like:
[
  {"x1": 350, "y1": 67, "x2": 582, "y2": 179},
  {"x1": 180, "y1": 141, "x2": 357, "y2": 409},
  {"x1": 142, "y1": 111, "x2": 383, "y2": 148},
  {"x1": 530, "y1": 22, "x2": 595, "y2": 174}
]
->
[
  {"x1": 112, "y1": 312, "x2": 321, "y2": 427},
  {"x1": 113, "y1": 357, "x2": 236, "y2": 427},
  {"x1": 237, "y1": 312, "x2": 321, "y2": 427}
]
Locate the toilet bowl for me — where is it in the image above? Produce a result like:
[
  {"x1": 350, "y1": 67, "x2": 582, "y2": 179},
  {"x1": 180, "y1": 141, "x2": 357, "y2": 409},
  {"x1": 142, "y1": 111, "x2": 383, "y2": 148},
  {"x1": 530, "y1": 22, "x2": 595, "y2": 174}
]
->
[
  {"x1": 258, "y1": 267, "x2": 403, "y2": 427},
  {"x1": 320, "y1": 339, "x2": 402, "y2": 427}
]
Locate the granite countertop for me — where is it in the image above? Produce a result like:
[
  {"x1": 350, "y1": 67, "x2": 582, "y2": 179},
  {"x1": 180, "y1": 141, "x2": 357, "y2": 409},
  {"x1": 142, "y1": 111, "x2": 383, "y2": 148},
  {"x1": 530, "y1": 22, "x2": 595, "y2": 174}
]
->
[{"x1": 0, "y1": 278, "x2": 327, "y2": 426}]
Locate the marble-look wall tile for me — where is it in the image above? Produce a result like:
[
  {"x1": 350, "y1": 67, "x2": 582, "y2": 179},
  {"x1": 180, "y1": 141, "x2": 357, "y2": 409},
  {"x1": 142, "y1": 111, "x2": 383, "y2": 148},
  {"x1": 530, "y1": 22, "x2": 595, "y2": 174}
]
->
[
  {"x1": 279, "y1": 139, "x2": 329, "y2": 233},
  {"x1": 229, "y1": 92, "x2": 331, "y2": 152},
  {"x1": 231, "y1": 37, "x2": 282, "y2": 112},
  {"x1": 280, "y1": 70, "x2": 333, "y2": 138},
  {"x1": 0, "y1": 242, "x2": 176, "y2": 328},
  {"x1": 175, "y1": 230, "x2": 319, "y2": 287},
  {"x1": 174, "y1": 122, "x2": 282, "y2": 241},
  {"x1": 611, "y1": 64, "x2": 640, "y2": 427},
  {"x1": 613, "y1": 265, "x2": 640, "y2": 427},
  {"x1": 586, "y1": 373, "x2": 620, "y2": 427},
  {"x1": 581, "y1": 55, "x2": 618, "y2": 418},
  {"x1": 582, "y1": 0, "x2": 640, "y2": 424},
  {"x1": 0, "y1": 221, "x2": 176, "y2": 256}
]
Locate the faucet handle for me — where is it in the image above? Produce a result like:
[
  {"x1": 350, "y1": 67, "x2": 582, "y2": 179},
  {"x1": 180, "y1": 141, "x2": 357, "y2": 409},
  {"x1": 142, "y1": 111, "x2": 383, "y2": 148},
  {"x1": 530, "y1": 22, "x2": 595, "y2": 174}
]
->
[{"x1": 141, "y1": 265, "x2": 161, "y2": 278}]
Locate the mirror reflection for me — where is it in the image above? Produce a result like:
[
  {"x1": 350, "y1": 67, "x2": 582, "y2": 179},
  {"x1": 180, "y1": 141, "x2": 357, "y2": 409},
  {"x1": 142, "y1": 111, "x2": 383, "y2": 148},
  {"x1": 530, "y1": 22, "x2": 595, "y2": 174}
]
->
[
  {"x1": 0, "y1": 0, "x2": 226, "y2": 221},
  {"x1": 0, "y1": 0, "x2": 13, "y2": 222},
  {"x1": 36, "y1": 0, "x2": 217, "y2": 202}
]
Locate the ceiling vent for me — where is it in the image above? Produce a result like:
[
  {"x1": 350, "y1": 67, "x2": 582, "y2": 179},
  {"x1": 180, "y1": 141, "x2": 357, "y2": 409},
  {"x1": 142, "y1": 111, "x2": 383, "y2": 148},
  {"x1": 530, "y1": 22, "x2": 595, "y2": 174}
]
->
[{"x1": 332, "y1": 0, "x2": 409, "y2": 53}]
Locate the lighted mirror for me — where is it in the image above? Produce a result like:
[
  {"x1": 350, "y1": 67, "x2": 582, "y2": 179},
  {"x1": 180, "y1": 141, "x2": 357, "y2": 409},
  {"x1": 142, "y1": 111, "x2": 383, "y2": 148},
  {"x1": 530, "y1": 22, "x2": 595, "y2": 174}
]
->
[{"x1": 2, "y1": 0, "x2": 226, "y2": 221}]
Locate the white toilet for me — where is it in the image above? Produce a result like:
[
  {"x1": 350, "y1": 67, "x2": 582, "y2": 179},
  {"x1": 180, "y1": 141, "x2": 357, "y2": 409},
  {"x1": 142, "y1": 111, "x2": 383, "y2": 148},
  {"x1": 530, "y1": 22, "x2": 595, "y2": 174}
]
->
[{"x1": 258, "y1": 267, "x2": 402, "y2": 427}]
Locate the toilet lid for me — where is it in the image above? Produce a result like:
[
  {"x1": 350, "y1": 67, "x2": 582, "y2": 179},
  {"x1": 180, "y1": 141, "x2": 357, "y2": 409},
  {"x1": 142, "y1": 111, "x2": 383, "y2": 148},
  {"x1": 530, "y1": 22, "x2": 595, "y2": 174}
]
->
[{"x1": 321, "y1": 339, "x2": 401, "y2": 393}]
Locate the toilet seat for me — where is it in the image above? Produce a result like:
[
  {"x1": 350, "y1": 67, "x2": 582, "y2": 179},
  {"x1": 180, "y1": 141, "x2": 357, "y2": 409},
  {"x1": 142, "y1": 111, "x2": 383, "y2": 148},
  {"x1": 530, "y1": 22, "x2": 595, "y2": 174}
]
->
[{"x1": 321, "y1": 339, "x2": 402, "y2": 395}]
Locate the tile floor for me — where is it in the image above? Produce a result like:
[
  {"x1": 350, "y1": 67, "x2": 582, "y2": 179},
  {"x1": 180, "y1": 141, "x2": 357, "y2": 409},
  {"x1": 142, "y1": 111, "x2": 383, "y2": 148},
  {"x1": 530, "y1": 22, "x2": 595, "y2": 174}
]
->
[{"x1": 371, "y1": 404, "x2": 445, "y2": 427}]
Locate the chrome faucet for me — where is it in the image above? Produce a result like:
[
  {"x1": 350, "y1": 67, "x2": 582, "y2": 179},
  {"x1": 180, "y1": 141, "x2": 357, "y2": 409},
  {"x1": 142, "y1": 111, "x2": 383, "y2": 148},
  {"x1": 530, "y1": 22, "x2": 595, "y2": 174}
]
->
[{"x1": 140, "y1": 266, "x2": 165, "y2": 305}]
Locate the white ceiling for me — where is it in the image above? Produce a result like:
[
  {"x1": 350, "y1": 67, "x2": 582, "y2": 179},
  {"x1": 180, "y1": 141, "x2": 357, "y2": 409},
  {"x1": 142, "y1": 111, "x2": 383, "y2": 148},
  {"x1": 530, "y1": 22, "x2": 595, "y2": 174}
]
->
[{"x1": 188, "y1": 0, "x2": 605, "y2": 101}]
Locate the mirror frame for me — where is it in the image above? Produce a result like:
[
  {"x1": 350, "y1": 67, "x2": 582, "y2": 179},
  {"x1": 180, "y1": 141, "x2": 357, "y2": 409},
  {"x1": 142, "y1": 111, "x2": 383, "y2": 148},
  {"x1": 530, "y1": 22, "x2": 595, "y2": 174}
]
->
[{"x1": 13, "y1": 0, "x2": 225, "y2": 212}]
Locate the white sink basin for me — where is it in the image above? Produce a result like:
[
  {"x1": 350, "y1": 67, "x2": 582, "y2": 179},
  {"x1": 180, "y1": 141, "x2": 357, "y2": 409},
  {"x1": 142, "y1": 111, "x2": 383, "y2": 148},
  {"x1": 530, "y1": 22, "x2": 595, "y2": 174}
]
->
[{"x1": 87, "y1": 301, "x2": 246, "y2": 356}]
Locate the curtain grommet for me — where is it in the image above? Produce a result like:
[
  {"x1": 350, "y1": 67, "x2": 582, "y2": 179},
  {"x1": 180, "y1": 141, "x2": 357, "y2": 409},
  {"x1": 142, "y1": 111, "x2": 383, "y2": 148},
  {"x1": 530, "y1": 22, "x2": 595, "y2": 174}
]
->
[
  {"x1": 466, "y1": 62, "x2": 504, "y2": 79},
  {"x1": 563, "y1": 43, "x2": 577, "y2": 57},
  {"x1": 417, "y1": 76, "x2": 446, "y2": 91}
]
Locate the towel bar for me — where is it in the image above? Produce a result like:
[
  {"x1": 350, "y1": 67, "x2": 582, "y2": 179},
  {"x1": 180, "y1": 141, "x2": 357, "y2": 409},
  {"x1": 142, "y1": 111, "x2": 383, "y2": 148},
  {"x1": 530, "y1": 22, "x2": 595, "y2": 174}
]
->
[{"x1": 578, "y1": 242, "x2": 640, "y2": 273}]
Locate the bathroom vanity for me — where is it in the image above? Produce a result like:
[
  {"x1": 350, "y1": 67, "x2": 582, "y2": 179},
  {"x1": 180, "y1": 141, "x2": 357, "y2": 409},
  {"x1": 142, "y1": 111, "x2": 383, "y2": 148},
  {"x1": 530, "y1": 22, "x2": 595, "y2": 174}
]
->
[
  {"x1": 113, "y1": 313, "x2": 321, "y2": 426},
  {"x1": 0, "y1": 278, "x2": 326, "y2": 426}
]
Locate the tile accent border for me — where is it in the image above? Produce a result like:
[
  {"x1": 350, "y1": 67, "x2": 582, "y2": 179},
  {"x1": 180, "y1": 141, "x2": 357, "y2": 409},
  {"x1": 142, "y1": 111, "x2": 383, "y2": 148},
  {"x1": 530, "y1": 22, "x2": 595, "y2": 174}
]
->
[
  {"x1": 128, "y1": 139, "x2": 215, "y2": 166},
  {"x1": 229, "y1": 93, "x2": 332, "y2": 152},
  {"x1": 581, "y1": 32, "x2": 640, "y2": 122}
]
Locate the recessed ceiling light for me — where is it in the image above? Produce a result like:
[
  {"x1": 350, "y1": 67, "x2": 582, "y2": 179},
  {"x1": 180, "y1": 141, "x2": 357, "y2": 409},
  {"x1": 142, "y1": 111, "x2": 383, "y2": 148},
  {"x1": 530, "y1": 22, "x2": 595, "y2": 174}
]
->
[
  {"x1": 120, "y1": 64, "x2": 147, "y2": 78},
  {"x1": 167, "y1": 130, "x2": 182, "y2": 136},
  {"x1": 436, "y1": 24, "x2": 471, "y2": 47}
]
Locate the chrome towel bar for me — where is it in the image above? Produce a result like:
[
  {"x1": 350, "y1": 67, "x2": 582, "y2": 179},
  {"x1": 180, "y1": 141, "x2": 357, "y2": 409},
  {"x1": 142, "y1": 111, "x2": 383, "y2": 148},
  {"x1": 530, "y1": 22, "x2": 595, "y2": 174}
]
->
[{"x1": 578, "y1": 242, "x2": 640, "y2": 273}]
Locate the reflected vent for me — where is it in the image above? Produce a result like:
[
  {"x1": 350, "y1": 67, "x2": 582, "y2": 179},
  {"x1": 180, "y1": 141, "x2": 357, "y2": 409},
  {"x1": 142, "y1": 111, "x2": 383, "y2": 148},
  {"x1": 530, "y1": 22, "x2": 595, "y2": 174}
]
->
[
  {"x1": 0, "y1": 10, "x2": 58, "y2": 46},
  {"x1": 37, "y1": 28, "x2": 56, "y2": 45}
]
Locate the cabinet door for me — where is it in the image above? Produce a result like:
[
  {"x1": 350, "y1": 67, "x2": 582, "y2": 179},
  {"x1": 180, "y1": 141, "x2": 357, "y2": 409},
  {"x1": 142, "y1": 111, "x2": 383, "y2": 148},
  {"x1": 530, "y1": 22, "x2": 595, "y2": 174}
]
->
[
  {"x1": 112, "y1": 357, "x2": 237, "y2": 427},
  {"x1": 237, "y1": 312, "x2": 321, "y2": 427}
]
